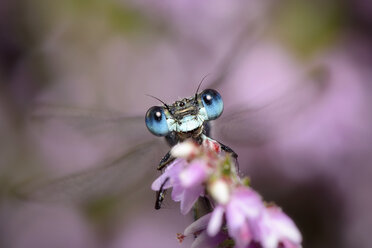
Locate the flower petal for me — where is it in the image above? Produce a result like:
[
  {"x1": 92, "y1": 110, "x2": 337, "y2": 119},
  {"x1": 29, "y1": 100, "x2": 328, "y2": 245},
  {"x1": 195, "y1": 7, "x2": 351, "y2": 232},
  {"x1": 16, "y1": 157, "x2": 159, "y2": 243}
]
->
[
  {"x1": 180, "y1": 185, "x2": 204, "y2": 215},
  {"x1": 190, "y1": 231, "x2": 227, "y2": 248},
  {"x1": 253, "y1": 207, "x2": 302, "y2": 248},
  {"x1": 207, "y1": 205, "x2": 224, "y2": 236},
  {"x1": 226, "y1": 199, "x2": 246, "y2": 230},
  {"x1": 184, "y1": 213, "x2": 212, "y2": 236},
  {"x1": 151, "y1": 174, "x2": 172, "y2": 191},
  {"x1": 151, "y1": 159, "x2": 185, "y2": 191},
  {"x1": 234, "y1": 187, "x2": 263, "y2": 219},
  {"x1": 267, "y1": 207, "x2": 302, "y2": 244},
  {"x1": 179, "y1": 160, "x2": 208, "y2": 188},
  {"x1": 226, "y1": 194, "x2": 254, "y2": 248},
  {"x1": 171, "y1": 183, "x2": 184, "y2": 202},
  {"x1": 231, "y1": 221, "x2": 252, "y2": 248}
]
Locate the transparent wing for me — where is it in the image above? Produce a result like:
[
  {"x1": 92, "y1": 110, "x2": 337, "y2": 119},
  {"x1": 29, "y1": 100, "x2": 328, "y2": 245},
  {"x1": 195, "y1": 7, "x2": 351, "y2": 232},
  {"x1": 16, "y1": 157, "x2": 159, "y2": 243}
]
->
[
  {"x1": 212, "y1": 105, "x2": 279, "y2": 146},
  {"x1": 23, "y1": 104, "x2": 168, "y2": 204},
  {"x1": 206, "y1": 20, "x2": 266, "y2": 89},
  {"x1": 22, "y1": 139, "x2": 167, "y2": 204},
  {"x1": 29, "y1": 103, "x2": 154, "y2": 150},
  {"x1": 213, "y1": 69, "x2": 329, "y2": 146}
]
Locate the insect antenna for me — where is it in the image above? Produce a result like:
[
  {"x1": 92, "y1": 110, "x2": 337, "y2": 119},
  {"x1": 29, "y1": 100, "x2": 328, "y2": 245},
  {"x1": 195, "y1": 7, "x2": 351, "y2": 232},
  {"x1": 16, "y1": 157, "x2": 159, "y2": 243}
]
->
[
  {"x1": 194, "y1": 73, "x2": 211, "y2": 101},
  {"x1": 145, "y1": 94, "x2": 170, "y2": 110}
]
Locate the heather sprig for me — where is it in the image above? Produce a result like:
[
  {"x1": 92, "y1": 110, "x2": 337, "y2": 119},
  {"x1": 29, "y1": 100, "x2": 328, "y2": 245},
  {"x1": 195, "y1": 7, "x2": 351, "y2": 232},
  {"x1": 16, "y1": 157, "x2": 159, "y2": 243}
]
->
[{"x1": 152, "y1": 139, "x2": 302, "y2": 248}]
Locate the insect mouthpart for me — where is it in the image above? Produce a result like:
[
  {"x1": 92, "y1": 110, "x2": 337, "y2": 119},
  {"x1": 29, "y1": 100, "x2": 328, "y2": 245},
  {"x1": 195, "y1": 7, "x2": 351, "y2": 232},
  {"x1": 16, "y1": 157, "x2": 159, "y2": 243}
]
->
[
  {"x1": 166, "y1": 98, "x2": 205, "y2": 133},
  {"x1": 173, "y1": 106, "x2": 198, "y2": 120},
  {"x1": 170, "y1": 99, "x2": 198, "y2": 119}
]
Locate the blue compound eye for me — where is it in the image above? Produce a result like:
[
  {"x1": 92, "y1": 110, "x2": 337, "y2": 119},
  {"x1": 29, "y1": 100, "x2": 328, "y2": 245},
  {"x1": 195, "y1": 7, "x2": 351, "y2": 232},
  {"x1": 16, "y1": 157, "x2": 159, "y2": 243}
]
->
[
  {"x1": 145, "y1": 106, "x2": 169, "y2": 136},
  {"x1": 201, "y1": 89, "x2": 223, "y2": 120}
]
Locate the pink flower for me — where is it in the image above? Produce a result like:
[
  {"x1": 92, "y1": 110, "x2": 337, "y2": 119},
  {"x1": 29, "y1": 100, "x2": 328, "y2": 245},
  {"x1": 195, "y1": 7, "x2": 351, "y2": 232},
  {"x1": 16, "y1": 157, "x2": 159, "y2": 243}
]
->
[
  {"x1": 151, "y1": 158, "x2": 210, "y2": 215},
  {"x1": 183, "y1": 213, "x2": 229, "y2": 248},
  {"x1": 152, "y1": 141, "x2": 302, "y2": 248},
  {"x1": 207, "y1": 187, "x2": 264, "y2": 248},
  {"x1": 253, "y1": 206, "x2": 302, "y2": 248},
  {"x1": 207, "y1": 186, "x2": 302, "y2": 248}
]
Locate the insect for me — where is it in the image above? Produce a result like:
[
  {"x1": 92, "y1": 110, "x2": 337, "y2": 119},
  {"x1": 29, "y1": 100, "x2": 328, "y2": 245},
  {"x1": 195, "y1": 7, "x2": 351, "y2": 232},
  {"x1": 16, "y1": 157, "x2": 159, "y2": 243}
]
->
[
  {"x1": 145, "y1": 85, "x2": 237, "y2": 209},
  {"x1": 22, "y1": 27, "x2": 272, "y2": 206},
  {"x1": 24, "y1": 69, "x2": 324, "y2": 212}
]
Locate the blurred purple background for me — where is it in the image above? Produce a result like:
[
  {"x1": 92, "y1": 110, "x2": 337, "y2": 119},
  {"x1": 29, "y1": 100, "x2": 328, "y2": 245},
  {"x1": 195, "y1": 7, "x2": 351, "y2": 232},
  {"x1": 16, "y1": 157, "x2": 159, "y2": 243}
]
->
[{"x1": 1, "y1": 0, "x2": 372, "y2": 248}]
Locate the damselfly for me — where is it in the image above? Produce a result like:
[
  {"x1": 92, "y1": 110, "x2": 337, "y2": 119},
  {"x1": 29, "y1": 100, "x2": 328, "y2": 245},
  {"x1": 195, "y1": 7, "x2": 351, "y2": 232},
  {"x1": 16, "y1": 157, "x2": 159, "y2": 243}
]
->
[
  {"x1": 25, "y1": 84, "x2": 238, "y2": 207},
  {"x1": 145, "y1": 84, "x2": 237, "y2": 209},
  {"x1": 24, "y1": 71, "x2": 324, "y2": 210}
]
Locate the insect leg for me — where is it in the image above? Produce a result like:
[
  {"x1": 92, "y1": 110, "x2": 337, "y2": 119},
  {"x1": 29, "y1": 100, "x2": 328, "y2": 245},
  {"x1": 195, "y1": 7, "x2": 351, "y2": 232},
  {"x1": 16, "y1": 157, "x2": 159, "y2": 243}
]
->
[
  {"x1": 202, "y1": 122, "x2": 211, "y2": 137},
  {"x1": 155, "y1": 177, "x2": 170, "y2": 210},
  {"x1": 158, "y1": 151, "x2": 175, "y2": 170},
  {"x1": 218, "y1": 141, "x2": 240, "y2": 171},
  {"x1": 218, "y1": 142, "x2": 238, "y2": 159}
]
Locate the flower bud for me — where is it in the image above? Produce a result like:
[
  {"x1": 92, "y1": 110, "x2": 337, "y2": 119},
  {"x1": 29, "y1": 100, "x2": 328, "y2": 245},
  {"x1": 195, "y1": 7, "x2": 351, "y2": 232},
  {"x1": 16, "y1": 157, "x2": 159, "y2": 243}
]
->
[
  {"x1": 171, "y1": 141, "x2": 198, "y2": 158},
  {"x1": 209, "y1": 179, "x2": 230, "y2": 205}
]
